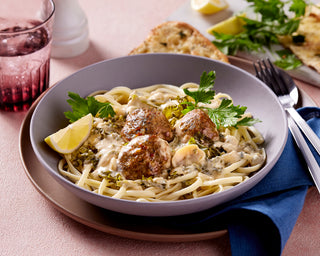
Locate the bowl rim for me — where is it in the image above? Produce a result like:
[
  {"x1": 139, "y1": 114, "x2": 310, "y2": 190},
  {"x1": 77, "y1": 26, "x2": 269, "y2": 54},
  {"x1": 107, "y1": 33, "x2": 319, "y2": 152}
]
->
[{"x1": 29, "y1": 53, "x2": 288, "y2": 215}]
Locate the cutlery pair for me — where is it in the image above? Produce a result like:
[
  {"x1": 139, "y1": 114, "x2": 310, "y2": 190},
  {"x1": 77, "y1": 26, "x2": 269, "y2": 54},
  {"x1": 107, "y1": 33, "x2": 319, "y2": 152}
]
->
[{"x1": 254, "y1": 59, "x2": 320, "y2": 193}]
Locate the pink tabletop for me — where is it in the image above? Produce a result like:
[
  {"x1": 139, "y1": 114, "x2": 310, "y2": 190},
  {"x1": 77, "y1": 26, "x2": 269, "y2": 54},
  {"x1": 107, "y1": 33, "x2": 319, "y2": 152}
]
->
[{"x1": 2, "y1": 0, "x2": 320, "y2": 255}]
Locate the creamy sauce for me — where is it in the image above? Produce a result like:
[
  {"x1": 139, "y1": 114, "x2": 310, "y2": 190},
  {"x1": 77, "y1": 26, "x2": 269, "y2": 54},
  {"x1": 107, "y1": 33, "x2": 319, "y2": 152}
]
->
[{"x1": 62, "y1": 84, "x2": 266, "y2": 201}]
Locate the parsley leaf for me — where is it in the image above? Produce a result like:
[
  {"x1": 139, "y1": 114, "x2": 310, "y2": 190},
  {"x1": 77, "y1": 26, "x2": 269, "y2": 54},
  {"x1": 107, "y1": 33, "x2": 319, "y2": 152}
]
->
[
  {"x1": 290, "y1": 0, "x2": 307, "y2": 17},
  {"x1": 183, "y1": 71, "x2": 216, "y2": 105},
  {"x1": 236, "y1": 116, "x2": 261, "y2": 127},
  {"x1": 64, "y1": 92, "x2": 115, "y2": 122},
  {"x1": 212, "y1": 31, "x2": 263, "y2": 55},
  {"x1": 181, "y1": 72, "x2": 261, "y2": 128},
  {"x1": 248, "y1": 0, "x2": 286, "y2": 22},
  {"x1": 207, "y1": 99, "x2": 260, "y2": 129},
  {"x1": 274, "y1": 49, "x2": 302, "y2": 70},
  {"x1": 212, "y1": 0, "x2": 307, "y2": 70}
]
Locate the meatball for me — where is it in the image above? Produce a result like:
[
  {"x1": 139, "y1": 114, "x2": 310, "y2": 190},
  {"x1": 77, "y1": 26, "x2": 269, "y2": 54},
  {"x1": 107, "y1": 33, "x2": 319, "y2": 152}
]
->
[
  {"x1": 121, "y1": 107, "x2": 173, "y2": 142},
  {"x1": 175, "y1": 109, "x2": 219, "y2": 143},
  {"x1": 117, "y1": 135, "x2": 171, "y2": 180}
]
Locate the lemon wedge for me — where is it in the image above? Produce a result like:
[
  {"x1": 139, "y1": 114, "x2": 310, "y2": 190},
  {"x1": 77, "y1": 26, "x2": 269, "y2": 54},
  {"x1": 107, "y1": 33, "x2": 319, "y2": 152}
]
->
[
  {"x1": 207, "y1": 14, "x2": 246, "y2": 35},
  {"x1": 45, "y1": 113, "x2": 93, "y2": 154},
  {"x1": 191, "y1": 0, "x2": 228, "y2": 15}
]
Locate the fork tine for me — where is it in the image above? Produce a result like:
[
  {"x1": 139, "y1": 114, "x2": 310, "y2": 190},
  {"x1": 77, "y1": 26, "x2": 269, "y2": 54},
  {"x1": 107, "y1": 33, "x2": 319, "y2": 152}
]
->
[
  {"x1": 260, "y1": 60, "x2": 276, "y2": 93},
  {"x1": 254, "y1": 61, "x2": 267, "y2": 84},
  {"x1": 253, "y1": 58, "x2": 293, "y2": 97},
  {"x1": 266, "y1": 59, "x2": 289, "y2": 96},
  {"x1": 258, "y1": 59, "x2": 281, "y2": 95},
  {"x1": 253, "y1": 62, "x2": 260, "y2": 79}
]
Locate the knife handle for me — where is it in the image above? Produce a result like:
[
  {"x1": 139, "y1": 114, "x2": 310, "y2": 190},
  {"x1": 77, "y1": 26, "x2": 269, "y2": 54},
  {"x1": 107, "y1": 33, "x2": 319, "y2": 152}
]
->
[
  {"x1": 288, "y1": 115, "x2": 320, "y2": 193},
  {"x1": 287, "y1": 107, "x2": 320, "y2": 157}
]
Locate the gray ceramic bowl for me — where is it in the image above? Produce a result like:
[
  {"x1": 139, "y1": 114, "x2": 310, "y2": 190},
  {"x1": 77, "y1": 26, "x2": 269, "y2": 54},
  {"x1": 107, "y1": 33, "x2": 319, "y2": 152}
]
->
[{"x1": 30, "y1": 53, "x2": 287, "y2": 216}]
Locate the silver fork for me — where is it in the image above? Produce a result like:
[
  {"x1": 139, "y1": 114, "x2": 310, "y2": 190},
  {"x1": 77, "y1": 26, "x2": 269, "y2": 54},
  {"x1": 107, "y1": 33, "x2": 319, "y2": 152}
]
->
[{"x1": 254, "y1": 59, "x2": 320, "y2": 192}]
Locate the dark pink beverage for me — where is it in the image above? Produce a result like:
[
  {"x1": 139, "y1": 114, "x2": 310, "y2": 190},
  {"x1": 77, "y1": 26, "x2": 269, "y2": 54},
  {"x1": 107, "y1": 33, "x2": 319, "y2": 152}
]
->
[{"x1": 0, "y1": 21, "x2": 51, "y2": 111}]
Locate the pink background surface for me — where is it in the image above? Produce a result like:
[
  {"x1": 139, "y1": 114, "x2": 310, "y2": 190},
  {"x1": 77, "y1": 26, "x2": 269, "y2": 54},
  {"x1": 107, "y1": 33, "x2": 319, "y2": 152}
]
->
[{"x1": 2, "y1": 0, "x2": 320, "y2": 255}]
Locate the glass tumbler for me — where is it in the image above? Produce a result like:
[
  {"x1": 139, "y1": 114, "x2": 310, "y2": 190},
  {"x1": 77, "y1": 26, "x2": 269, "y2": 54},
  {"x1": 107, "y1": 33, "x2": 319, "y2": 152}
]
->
[{"x1": 0, "y1": 0, "x2": 55, "y2": 111}]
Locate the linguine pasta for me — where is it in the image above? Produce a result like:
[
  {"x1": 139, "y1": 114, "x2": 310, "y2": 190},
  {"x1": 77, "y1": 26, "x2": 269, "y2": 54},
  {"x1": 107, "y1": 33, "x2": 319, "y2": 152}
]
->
[{"x1": 58, "y1": 83, "x2": 266, "y2": 202}]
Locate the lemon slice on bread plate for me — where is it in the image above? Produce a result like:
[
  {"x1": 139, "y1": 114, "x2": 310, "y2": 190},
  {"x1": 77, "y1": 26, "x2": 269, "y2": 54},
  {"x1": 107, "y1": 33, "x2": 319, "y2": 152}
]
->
[
  {"x1": 207, "y1": 13, "x2": 247, "y2": 35},
  {"x1": 191, "y1": 0, "x2": 229, "y2": 15}
]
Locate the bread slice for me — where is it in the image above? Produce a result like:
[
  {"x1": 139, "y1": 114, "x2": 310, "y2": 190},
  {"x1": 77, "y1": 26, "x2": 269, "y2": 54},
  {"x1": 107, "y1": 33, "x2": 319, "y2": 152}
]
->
[
  {"x1": 129, "y1": 21, "x2": 229, "y2": 63},
  {"x1": 278, "y1": 5, "x2": 320, "y2": 73}
]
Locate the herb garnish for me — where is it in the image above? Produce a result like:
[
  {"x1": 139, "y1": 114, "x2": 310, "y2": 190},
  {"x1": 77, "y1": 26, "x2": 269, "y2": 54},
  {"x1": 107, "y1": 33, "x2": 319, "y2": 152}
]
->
[
  {"x1": 65, "y1": 72, "x2": 259, "y2": 128},
  {"x1": 212, "y1": 0, "x2": 308, "y2": 70},
  {"x1": 182, "y1": 71, "x2": 260, "y2": 129},
  {"x1": 274, "y1": 49, "x2": 302, "y2": 70},
  {"x1": 64, "y1": 92, "x2": 115, "y2": 122},
  {"x1": 183, "y1": 70, "x2": 216, "y2": 106}
]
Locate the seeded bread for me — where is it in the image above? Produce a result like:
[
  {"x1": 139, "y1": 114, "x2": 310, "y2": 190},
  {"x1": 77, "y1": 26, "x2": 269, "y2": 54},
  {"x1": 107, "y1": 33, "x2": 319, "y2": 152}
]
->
[
  {"x1": 278, "y1": 5, "x2": 320, "y2": 73},
  {"x1": 129, "y1": 21, "x2": 229, "y2": 63}
]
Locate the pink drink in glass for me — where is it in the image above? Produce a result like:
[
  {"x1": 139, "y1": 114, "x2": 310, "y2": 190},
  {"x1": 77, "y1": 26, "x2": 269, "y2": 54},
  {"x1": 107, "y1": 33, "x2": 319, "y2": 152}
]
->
[{"x1": 0, "y1": 0, "x2": 54, "y2": 111}]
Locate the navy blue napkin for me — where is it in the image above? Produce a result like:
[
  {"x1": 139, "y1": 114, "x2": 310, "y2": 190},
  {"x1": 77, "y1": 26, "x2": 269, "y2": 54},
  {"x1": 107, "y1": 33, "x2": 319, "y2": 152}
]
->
[
  {"x1": 167, "y1": 107, "x2": 319, "y2": 256},
  {"x1": 228, "y1": 107, "x2": 320, "y2": 256},
  {"x1": 107, "y1": 107, "x2": 319, "y2": 255}
]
